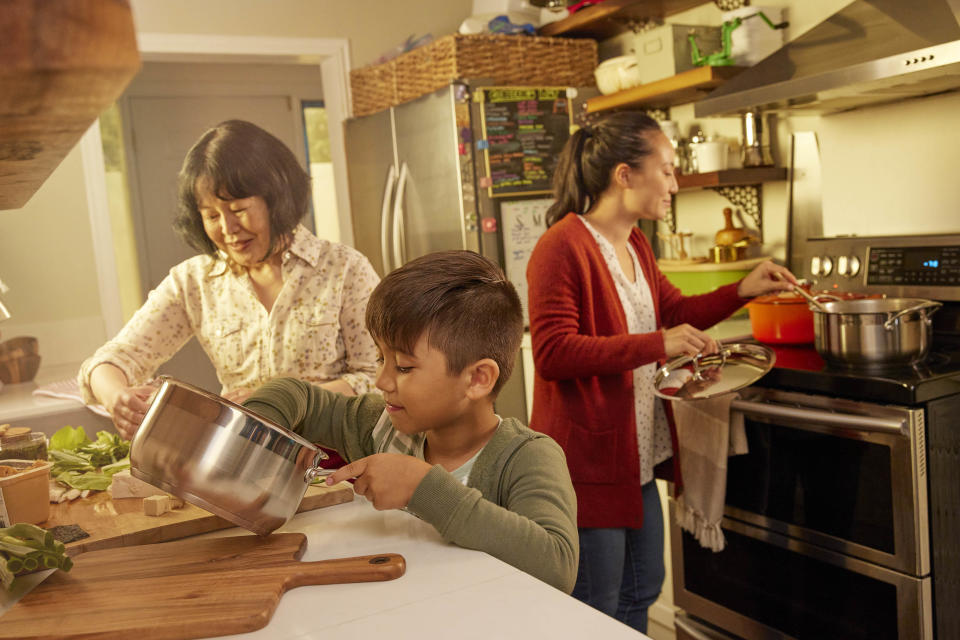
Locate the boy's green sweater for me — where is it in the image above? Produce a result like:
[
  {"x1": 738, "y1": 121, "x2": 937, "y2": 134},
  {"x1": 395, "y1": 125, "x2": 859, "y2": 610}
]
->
[{"x1": 245, "y1": 377, "x2": 579, "y2": 593}]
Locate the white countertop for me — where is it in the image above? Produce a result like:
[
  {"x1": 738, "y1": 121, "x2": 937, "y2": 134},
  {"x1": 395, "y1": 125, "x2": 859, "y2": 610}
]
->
[
  {"x1": 0, "y1": 362, "x2": 114, "y2": 435},
  {"x1": 2, "y1": 496, "x2": 649, "y2": 640},
  {"x1": 707, "y1": 317, "x2": 753, "y2": 343}
]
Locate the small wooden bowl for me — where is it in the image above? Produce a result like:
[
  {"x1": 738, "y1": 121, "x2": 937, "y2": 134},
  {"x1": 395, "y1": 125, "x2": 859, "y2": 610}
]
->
[{"x1": 0, "y1": 336, "x2": 41, "y2": 384}]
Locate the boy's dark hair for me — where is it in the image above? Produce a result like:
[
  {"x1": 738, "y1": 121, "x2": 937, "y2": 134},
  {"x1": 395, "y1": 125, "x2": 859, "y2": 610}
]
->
[
  {"x1": 174, "y1": 119, "x2": 310, "y2": 261},
  {"x1": 366, "y1": 250, "x2": 523, "y2": 396}
]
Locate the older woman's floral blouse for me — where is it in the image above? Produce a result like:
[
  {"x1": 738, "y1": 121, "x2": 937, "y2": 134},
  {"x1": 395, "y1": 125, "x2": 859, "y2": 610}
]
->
[{"x1": 78, "y1": 225, "x2": 380, "y2": 401}]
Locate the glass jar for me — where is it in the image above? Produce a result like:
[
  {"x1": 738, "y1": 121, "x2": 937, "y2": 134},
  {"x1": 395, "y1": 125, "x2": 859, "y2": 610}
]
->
[{"x1": 0, "y1": 427, "x2": 48, "y2": 461}]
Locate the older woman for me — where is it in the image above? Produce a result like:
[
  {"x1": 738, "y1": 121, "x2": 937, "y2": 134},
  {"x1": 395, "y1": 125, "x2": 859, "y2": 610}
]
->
[{"x1": 79, "y1": 120, "x2": 379, "y2": 440}]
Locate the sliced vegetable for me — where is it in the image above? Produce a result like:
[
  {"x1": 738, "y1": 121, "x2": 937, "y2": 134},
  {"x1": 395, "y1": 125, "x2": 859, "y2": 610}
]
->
[{"x1": 0, "y1": 523, "x2": 72, "y2": 590}]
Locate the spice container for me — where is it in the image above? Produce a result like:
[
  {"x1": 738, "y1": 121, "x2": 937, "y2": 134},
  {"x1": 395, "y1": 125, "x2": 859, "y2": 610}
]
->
[
  {"x1": 0, "y1": 460, "x2": 52, "y2": 526},
  {"x1": 0, "y1": 426, "x2": 48, "y2": 461}
]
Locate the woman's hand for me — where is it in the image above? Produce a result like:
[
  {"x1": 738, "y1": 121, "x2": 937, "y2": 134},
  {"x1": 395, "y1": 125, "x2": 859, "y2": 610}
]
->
[
  {"x1": 90, "y1": 363, "x2": 155, "y2": 439},
  {"x1": 105, "y1": 384, "x2": 156, "y2": 440},
  {"x1": 737, "y1": 261, "x2": 799, "y2": 299},
  {"x1": 662, "y1": 324, "x2": 719, "y2": 358},
  {"x1": 326, "y1": 453, "x2": 432, "y2": 510}
]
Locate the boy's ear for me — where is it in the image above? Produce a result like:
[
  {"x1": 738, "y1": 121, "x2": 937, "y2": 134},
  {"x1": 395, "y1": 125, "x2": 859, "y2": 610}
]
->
[{"x1": 464, "y1": 358, "x2": 500, "y2": 401}]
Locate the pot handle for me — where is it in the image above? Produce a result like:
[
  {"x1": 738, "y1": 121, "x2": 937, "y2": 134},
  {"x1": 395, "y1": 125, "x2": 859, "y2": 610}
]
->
[
  {"x1": 304, "y1": 466, "x2": 336, "y2": 483},
  {"x1": 808, "y1": 293, "x2": 840, "y2": 310},
  {"x1": 303, "y1": 449, "x2": 334, "y2": 483},
  {"x1": 883, "y1": 300, "x2": 943, "y2": 330}
]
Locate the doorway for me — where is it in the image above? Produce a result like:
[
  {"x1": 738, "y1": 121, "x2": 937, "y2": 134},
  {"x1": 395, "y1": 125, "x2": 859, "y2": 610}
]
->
[
  {"x1": 80, "y1": 33, "x2": 353, "y2": 354},
  {"x1": 101, "y1": 61, "x2": 328, "y2": 391}
]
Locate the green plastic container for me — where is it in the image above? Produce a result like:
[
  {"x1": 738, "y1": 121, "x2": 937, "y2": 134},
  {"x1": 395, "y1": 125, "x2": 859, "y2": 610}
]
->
[{"x1": 659, "y1": 256, "x2": 770, "y2": 316}]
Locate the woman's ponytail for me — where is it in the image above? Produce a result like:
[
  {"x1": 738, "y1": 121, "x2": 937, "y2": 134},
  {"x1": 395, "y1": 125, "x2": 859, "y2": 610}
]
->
[{"x1": 546, "y1": 126, "x2": 592, "y2": 227}]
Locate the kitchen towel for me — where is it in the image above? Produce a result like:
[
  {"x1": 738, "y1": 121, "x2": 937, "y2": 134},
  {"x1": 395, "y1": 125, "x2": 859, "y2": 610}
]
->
[
  {"x1": 32, "y1": 378, "x2": 111, "y2": 418},
  {"x1": 670, "y1": 391, "x2": 747, "y2": 552}
]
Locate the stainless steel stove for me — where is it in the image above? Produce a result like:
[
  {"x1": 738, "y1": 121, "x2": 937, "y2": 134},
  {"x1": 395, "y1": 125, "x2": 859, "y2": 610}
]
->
[
  {"x1": 673, "y1": 234, "x2": 960, "y2": 640},
  {"x1": 763, "y1": 233, "x2": 960, "y2": 405}
]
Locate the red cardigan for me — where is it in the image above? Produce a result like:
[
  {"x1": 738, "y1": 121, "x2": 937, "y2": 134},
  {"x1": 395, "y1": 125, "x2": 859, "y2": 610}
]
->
[{"x1": 526, "y1": 213, "x2": 747, "y2": 529}]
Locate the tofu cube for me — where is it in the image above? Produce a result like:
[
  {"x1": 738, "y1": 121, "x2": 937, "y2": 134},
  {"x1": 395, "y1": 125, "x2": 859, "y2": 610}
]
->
[{"x1": 143, "y1": 494, "x2": 171, "y2": 516}]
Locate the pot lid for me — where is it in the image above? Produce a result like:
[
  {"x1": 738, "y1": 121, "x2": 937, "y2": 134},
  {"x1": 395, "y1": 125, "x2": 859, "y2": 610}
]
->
[{"x1": 653, "y1": 343, "x2": 776, "y2": 401}]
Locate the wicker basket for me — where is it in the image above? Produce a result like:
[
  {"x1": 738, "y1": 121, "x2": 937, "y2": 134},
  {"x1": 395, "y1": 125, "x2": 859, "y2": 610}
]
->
[{"x1": 351, "y1": 34, "x2": 597, "y2": 116}]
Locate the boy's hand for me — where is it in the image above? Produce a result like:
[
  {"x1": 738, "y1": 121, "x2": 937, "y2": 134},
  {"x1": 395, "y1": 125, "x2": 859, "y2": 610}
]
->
[{"x1": 326, "y1": 453, "x2": 432, "y2": 510}]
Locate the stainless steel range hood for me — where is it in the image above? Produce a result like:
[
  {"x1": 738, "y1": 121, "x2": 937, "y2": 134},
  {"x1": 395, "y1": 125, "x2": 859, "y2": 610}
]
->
[{"x1": 695, "y1": 0, "x2": 960, "y2": 116}]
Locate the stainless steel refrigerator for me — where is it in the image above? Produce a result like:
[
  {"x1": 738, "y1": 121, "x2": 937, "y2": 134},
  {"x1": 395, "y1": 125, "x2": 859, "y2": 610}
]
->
[{"x1": 344, "y1": 81, "x2": 589, "y2": 421}]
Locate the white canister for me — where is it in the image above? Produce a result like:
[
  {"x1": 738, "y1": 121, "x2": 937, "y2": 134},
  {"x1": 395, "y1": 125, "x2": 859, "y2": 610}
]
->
[{"x1": 690, "y1": 140, "x2": 729, "y2": 173}]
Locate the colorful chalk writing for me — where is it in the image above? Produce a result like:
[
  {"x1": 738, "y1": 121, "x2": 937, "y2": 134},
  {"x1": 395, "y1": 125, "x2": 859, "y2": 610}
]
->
[{"x1": 480, "y1": 88, "x2": 572, "y2": 197}]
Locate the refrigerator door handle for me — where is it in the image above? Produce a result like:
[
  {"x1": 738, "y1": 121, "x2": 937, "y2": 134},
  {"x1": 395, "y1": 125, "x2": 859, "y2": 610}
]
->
[
  {"x1": 392, "y1": 162, "x2": 409, "y2": 270},
  {"x1": 379, "y1": 164, "x2": 398, "y2": 274}
]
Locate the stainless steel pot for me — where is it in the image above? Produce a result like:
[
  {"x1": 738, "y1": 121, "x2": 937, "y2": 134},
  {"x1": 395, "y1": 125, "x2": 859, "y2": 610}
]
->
[
  {"x1": 130, "y1": 376, "x2": 331, "y2": 536},
  {"x1": 812, "y1": 298, "x2": 942, "y2": 367}
]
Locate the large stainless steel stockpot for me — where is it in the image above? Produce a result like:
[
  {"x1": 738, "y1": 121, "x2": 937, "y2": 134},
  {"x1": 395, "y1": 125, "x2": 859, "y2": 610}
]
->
[
  {"x1": 812, "y1": 298, "x2": 942, "y2": 367},
  {"x1": 130, "y1": 377, "x2": 330, "y2": 536}
]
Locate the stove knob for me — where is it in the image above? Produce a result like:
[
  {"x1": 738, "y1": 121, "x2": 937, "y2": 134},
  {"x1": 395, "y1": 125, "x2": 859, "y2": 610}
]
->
[
  {"x1": 821, "y1": 256, "x2": 834, "y2": 276},
  {"x1": 837, "y1": 255, "x2": 849, "y2": 276},
  {"x1": 810, "y1": 256, "x2": 822, "y2": 276},
  {"x1": 848, "y1": 255, "x2": 861, "y2": 276}
]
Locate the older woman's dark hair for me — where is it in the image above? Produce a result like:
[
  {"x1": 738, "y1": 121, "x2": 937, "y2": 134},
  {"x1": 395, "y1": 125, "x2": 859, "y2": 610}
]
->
[
  {"x1": 546, "y1": 111, "x2": 661, "y2": 227},
  {"x1": 174, "y1": 120, "x2": 310, "y2": 259}
]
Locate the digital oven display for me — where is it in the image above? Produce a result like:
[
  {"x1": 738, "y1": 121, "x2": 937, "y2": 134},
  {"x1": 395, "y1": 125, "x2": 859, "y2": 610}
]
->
[
  {"x1": 868, "y1": 245, "x2": 960, "y2": 286},
  {"x1": 903, "y1": 247, "x2": 941, "y2": 270}
]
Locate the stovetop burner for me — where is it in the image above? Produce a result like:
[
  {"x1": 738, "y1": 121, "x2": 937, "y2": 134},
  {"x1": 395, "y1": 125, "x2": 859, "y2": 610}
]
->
[
  {"x1": 825, "y1": 350, "x2": 951, "y2": 375},
  {"x1": 754, "y1": 337, "x2": 960, "y2": 405}
]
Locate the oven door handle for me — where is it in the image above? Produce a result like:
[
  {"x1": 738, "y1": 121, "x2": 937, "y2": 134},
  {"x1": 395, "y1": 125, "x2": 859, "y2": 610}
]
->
[{"x1": 730, "y1": 399, "x2": 906, "y2": 434}]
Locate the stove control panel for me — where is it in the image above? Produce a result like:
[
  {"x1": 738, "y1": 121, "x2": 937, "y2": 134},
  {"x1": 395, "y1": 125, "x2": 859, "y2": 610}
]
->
[
  {"x1": 803, "y1": 234, "x2": 960, "y2": 301},
  {"x1": 867, "y1": 245, "x2": 960, "y2": 286}
]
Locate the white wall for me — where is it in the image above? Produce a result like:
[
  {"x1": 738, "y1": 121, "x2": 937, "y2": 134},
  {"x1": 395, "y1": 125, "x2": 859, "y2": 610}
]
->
[
  {"x1": 0, "y1": 146, "x2": 108, "y2": 367},
  {"x1": 0, "y1": 0, "x2": 474, "y2": 374},
  {"x1": 604, "y1": 0, "x2": 960, "y2": 266},
  {"x1": 128, "y1": 0, "x2": 474, "y2": 68}
]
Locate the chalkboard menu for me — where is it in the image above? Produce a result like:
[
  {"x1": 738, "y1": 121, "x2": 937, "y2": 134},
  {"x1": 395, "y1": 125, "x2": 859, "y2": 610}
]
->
[{"x1": 478, "y1": 87, "x2": 572, "y2": 197}]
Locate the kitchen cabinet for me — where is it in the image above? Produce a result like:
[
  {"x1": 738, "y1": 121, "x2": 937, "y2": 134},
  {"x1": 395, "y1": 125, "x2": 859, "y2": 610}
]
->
[
  {"x1": 539, "y1": 0, "x2": 705, "y2": 39},
  {"x1": 0, "y1": 0, "x2": 140, "y2": 210}
]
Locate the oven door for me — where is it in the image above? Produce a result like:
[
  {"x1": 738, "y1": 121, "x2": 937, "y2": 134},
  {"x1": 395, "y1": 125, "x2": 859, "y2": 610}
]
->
[
  {"x1": 672, "y1": 515, "x2": 934, "y2": 640},
  {"x1": 725, "y1": 387, "x2": 928, "y2": 575}
]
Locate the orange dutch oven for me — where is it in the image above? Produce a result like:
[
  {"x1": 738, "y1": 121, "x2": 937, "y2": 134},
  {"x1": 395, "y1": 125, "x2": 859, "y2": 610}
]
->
[
  {"x1": 748, "y1": 290, "x2": 873, "y2": 344},
  {"x1": 748, "y1": 291, "x2": 816, "y2": 344}
]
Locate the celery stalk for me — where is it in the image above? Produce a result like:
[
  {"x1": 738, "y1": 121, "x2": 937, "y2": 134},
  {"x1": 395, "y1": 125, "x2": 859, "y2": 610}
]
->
[{"x1": 4, "y1": 555, "x2": 23, "y2": 574}]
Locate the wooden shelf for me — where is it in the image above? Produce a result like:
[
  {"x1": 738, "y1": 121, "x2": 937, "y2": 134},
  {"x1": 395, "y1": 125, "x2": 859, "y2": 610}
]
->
[
  {"x1": 539, "y1": 0, "x2": 704, "y2": 39},
  {"x1": 677, "y1": 167, "x2": 787, "y2": 191},
  {"x1": 586, "y1": 66, "x2": 744, "y2": 112}
]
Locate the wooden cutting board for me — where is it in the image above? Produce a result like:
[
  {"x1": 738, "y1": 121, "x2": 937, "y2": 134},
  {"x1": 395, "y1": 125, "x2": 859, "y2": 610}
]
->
[
  {"x1": 0, "y1": 533, "x2": 405, "y2": 640},
  {"x1": 45, "y1": 482, "x2": 354, "y2": 555}
]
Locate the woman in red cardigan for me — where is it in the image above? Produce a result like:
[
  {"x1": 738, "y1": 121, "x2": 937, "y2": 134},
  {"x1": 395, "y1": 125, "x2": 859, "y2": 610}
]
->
[{"x1": 526, "y1": 111, "x2": 797, "y2": 632}]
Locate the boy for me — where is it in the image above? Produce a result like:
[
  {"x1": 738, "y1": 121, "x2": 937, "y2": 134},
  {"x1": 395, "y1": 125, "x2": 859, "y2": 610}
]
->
[{"x1": 244, "y1": 250, "x2": 578, "y2": 593}]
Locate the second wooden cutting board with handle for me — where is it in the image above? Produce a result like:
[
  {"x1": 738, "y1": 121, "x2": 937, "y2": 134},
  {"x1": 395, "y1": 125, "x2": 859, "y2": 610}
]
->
[{"x1": 0, "y1": 533, "x2": 405, "y2": 640}]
